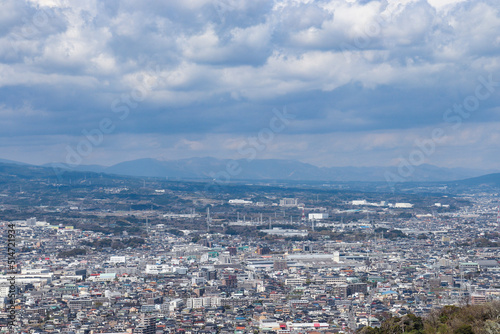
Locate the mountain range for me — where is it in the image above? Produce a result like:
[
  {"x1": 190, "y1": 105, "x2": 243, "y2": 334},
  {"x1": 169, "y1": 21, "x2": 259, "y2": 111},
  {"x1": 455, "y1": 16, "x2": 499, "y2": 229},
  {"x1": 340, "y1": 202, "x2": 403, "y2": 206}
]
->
[{"x1": 37, "y1": 157, "x2": 499, "y2": 183}]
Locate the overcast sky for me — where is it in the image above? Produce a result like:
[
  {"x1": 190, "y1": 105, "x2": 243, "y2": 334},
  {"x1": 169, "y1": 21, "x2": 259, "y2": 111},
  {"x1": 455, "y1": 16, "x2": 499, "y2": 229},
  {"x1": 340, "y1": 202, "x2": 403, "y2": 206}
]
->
[{"x1": 1, "y1": 0, "x2": 500, "y2": 168}]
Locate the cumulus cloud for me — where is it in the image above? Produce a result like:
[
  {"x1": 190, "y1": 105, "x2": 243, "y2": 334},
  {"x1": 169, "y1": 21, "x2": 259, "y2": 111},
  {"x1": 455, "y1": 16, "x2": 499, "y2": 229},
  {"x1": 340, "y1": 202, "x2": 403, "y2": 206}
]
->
[{"x1": 0, "y1": 0, "x2": 499, "y2": 168}]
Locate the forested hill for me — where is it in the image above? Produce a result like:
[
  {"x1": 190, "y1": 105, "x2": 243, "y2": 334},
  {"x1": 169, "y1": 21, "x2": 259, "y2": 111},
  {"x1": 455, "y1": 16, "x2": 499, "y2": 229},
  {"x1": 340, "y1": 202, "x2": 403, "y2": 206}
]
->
[{"x1": 357, "y1": 302, "x2": 500, "y2": 334}]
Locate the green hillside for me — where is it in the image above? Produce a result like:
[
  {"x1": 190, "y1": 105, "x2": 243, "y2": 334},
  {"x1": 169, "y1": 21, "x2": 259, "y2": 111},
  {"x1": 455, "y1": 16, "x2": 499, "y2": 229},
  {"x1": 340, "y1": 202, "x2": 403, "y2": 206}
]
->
[{"x1": 358, "y1": 302, "x2": 500, "y2": 334}]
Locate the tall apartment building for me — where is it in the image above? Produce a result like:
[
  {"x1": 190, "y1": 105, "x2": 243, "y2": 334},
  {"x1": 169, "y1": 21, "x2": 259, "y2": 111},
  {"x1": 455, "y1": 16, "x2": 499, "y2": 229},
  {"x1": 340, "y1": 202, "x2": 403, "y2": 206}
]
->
[
  {"x1": 134, "y1": 316, "x2": 156, "y2": 334},
  {"x1": 280, "y1": 198, "x2": 298, "y2": 207}
]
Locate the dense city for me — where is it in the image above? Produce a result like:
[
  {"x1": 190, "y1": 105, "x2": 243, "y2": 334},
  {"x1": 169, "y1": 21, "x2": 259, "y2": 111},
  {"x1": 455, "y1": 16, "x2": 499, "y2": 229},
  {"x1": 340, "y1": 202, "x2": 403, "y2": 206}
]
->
[
  {"x1": 4, "y1": 0, "x2": 500, "y2": 333},
  {"x1": 0, "y1": 166, "x2": 499, "y2": 334}
]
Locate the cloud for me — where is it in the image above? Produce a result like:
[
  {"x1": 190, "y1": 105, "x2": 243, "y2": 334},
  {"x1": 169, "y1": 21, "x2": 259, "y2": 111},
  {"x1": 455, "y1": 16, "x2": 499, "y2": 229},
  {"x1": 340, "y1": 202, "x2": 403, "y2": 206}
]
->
[{"x1": 0, "y1": 0, "x2": 500, "y2": 168}]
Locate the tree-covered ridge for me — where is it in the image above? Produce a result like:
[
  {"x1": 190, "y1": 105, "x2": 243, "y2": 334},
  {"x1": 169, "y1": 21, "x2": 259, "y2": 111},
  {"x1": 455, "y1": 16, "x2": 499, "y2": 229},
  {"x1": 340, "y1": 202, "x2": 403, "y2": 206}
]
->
[{"x1": 358, "y1": 302, "x2": 500, "y2": 334}]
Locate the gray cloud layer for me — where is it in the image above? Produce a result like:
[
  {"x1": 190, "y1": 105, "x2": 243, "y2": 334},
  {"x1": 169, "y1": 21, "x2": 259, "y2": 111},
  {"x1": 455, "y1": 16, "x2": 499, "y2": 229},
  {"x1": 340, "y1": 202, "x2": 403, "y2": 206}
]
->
[{"x1": 1, "y1": 0, "x2": 499, "y2": 168}]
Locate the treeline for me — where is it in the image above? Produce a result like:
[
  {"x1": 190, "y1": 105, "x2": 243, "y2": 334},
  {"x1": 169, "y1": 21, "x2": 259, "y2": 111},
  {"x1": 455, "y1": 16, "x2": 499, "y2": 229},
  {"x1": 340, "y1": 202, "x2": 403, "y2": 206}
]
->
[
  {"x1": 374, "y1": 228, "x2": 408, "y2": 239},
  {"x1": 457, "y1": 237, "x2": 500, "y2": 248},
  {"x1": 81, "y1": 237, "x2": 145, "y2": 249},
  {"x1": 57, "y1": 248, "x2": 87, "y2": 258},
  {"x1": 358, "y1": 302, "x2": 500, "y2": 334}
]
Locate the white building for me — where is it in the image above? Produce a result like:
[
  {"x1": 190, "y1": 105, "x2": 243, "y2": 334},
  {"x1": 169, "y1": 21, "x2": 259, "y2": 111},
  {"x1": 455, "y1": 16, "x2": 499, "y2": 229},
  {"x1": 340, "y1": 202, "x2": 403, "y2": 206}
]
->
[
  {"x1": 145, "y1": 264, "x2": 172, "y2": 275},
  {"x1": 285, "y1": 278, "x2": 305, "y2": 286},
  {"x1": 186, "y1": 297, "x2": 220, "y2": 309},
  {"x1": 93, "y1": 273, "x2": 116, "y2": 282},
  {"x1": 0, "y1": 274, "x2": 52, "y2": 285},
  {"x1": 308, "y1": 213, "x2": 329, "y2": 220},
  {"x1": 351, "y1": 200, "x2": 386, "y2": 206},
  {"x1": 395, "y1": 203, "x2": 413, "y2": 208},
  {"x1": 228, "y1": 199, "x2": 253, "y2": 205},
  {"x1": 261, "y1": 228, "x2": 308, "y2": 238},
  {"x1": 109, "y1": 256, "x2": 126, "y2": 264},
  {"x1": 173, "y1": 267, "x2": 188, "y2": 275},
  {"x1": 169, "y1": 298, "x2": 184, "y2": 311},
  {"x1": 21, "y1": 268, "x2": 50, "y2": 275},
  {"x1": 191, "y1": 277, "x2": 206, "y2": 286},
  {"x1": 0, "y1": 285, "x2": 15, "y2": 298},
  {"x1": 163, "y1": 213, "x2": 200, "y2": 219},
  {"x1": 280, "y1": 198, "x2": 298, "y2": 207},
  {"x1": 35, "y1": 221, "x2": 49, "y2": 226}
]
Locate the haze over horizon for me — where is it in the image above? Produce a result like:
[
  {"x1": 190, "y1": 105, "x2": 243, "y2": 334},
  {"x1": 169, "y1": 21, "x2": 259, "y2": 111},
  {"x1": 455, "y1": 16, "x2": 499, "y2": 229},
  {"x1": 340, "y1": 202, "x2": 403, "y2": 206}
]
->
[{"x1": 2, "y1": 0, "x2": 500, "y2": 170}]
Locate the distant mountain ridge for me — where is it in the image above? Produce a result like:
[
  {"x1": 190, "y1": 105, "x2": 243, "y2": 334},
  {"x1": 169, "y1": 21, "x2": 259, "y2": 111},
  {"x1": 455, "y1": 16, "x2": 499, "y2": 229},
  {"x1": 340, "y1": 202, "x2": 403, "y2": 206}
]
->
[
  {"x1": 40, "y1": 157, "x2": 499, "y2": 182},
  {"x1": 0, "y1": 158, "x2": 30, "y2": 165},
  {"x1": 450, "y1": 172, "x2": 500, "y2": 187}
]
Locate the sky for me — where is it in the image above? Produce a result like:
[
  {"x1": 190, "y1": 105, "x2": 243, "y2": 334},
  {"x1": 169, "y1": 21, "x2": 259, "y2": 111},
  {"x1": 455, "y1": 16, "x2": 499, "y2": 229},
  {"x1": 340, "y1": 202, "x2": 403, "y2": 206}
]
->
[{"x1": 1, "y1": 0, "x2": 500, "y2": 169}]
